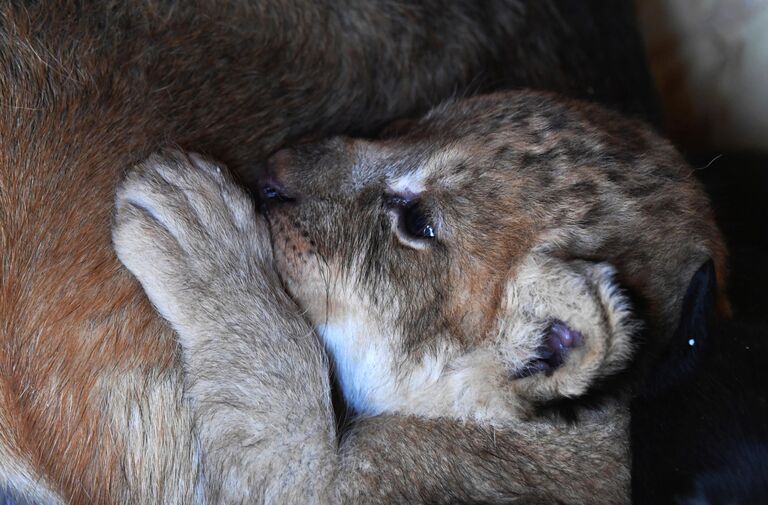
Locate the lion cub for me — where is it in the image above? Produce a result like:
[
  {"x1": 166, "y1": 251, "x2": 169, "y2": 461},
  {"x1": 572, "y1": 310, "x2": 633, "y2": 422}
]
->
[{"x1": 113, "y1": 91, "x2": 724, "y2": 426}]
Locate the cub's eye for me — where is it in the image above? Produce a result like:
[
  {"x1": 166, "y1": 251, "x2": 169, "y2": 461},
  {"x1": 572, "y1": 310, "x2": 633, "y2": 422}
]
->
[
  {"x1": 401, "y1": 203, "x2": 435, "y2": 239},
  {"x1": 385, "y1": 194, "x2": 437, "y2": 247}
]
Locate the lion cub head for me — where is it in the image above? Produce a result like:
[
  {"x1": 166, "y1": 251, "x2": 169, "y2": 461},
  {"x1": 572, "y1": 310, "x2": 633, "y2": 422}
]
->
[{"x1": 258, "y1": 91, "x2": 725, "y2": 422}]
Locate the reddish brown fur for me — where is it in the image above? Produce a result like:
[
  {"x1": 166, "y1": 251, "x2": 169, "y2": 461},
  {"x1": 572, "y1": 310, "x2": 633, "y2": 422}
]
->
[
  {"x1": 0, "y1": 2, "x2": 539, "y2": 501},
  {"x1": 263, "y1": 93, "x2": 726, "y2": 363},
  {"x1": 0, "y1": 2, "x2": 691, "y2": 503}
]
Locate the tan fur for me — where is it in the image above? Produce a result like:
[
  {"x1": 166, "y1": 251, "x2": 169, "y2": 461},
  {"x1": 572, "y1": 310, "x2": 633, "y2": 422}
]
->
[
  {"x1": 112, "y1": 148, "x2": 635, "y2": 504},
  {"x1": 278, "y1": 249, "x2": 636, "y2": 422},
  {"x1": 252, "y1": 93, "x2": 723, "y2": 427},
  {"x1": 0, "y1": 2, "x2": 653, "y2": 503},
  {"x1": 109, "y1": 91, "x2": 724, "y2": 503},
  {"x1": 498, "y1": 256, "x2": 636, "y2": 404}
]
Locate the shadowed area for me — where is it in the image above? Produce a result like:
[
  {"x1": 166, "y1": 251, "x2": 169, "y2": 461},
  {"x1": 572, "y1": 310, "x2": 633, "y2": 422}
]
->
[{"x1": 632, "y1": 153, "x2": 768, "y2": 504}]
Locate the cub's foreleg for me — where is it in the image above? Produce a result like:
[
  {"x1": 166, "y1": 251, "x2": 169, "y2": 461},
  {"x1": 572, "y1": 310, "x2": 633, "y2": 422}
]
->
[{"x1": 113, "y1": 150, "x2": 336, "y2": 502}]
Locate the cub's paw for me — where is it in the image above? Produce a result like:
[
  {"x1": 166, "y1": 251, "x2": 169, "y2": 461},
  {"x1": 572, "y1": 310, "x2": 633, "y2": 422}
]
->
[
  {"x1": 502, "y1": 255, "x2": 636, "y2": 403},
  {"x1": 112, "y1": 149, "x2": 271, "y2": 329},
  {"x1": 513, "y1": 319, "x2": 584, "y2": 379}
]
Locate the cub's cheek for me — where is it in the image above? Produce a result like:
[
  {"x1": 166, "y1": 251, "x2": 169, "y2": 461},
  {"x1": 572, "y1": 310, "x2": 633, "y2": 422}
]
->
[{"x1": 268, "y1": 235, "x2": 326, "y2": 315}]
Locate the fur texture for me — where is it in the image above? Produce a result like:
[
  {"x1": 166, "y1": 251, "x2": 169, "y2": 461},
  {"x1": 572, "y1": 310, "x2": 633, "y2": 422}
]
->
[
  {"x1": 0, "y1": 1, "x2": 657, "y2": 503},
  {"x1": 111, "y1": 90, "x2": 724, "y2": 503},
  {"x1": 264, "y1": 92, "x2": 727, "y2": 368},
  {"x1": 112, "y1": 148, "x2": 634, "y2": 504}
]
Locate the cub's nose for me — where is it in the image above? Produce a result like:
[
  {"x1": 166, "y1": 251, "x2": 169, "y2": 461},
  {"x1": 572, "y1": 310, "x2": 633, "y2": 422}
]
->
[{"x1": 258, "y1": 149, "x2": 298, "y2": 205}]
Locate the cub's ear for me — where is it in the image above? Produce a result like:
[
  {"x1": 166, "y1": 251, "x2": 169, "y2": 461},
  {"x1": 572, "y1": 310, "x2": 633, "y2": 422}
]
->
[
  {"x1": 676, "y1": 259, "x2": 717, "y2": 346},
  {"x1": 496, "y1": 254, "x2": 637, "y2": 402},
  {"x1": 633, "y1": 259, "x2": 724, "y2": 401},
  {"x1": 641, "y1": 259, "x2": 719, "y2": 394}
]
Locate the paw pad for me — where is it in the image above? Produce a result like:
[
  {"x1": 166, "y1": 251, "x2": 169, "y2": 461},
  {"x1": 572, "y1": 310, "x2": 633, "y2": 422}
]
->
[{"x1": 514, "y1": 320, "x2": 584, "y2": 378}]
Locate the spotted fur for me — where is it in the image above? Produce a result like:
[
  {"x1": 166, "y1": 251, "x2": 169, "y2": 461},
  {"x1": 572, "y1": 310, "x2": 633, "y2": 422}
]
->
[
  {"x1": 0, "y1": 2, "x2": 655, "y2": 504},
  {"x1": 110, "y1": 92, "x2": 724, "y2": 504}
]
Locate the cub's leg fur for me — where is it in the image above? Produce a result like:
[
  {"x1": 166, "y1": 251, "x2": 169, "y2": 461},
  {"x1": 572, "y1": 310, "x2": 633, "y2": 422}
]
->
[
  {"x1": 114, "y1": 151, "x2": 334, "y2": 502},
  {"x1": 113, "y1": 150, "x2": 630, "y2": 504}
]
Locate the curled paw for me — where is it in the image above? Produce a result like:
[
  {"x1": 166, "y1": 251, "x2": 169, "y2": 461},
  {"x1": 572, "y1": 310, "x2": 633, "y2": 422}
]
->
[
  {"x1": 505, "y1": 256, "x2": 637, "y2": 402},
  {"x1": 112, "y1": 149, "x2": 272, "y2": 327}
]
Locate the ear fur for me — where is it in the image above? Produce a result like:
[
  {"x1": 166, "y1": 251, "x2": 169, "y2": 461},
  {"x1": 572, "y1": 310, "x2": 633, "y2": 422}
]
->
[{"x1": 496, "y1": 253, "x2": 637, "y2": 402}]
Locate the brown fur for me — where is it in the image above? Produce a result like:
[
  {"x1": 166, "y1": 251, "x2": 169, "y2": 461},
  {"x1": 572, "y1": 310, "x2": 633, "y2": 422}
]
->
[
  {"x1": 251, "y1": 92, "x2": 726, "y2": 424},
  {"x1": 107, "y1": 92, "x2": 724, "y2": 503},
  {"x1": 266, "y1": 92, "x2": 726, "y2": 352},
  {"x1": 111, "y1": 149, "x2": 634, "y2": 503},
  {"x1": 0, "y1": 1, "x2": 657, "y2": 503}
]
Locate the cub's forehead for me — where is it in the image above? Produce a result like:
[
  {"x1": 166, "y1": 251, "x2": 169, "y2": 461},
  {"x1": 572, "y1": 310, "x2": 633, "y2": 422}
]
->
[
  {"x1": 387, "y1": 169, "x2": 426, "y2": 195},
  {"x1": 383, "y1": 146, "x2": 477, "y2": 195}
]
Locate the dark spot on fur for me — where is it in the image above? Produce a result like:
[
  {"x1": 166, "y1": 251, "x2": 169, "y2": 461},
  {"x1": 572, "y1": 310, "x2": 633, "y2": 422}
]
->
[
  {"x1": 579, "y1": 206, "x2": 607, "y2": 227},
  {"x1": 628, "y1": 183, "x2": 662, "y2": 198},
  {"x1": 612, "y1": 149, "x2": 639, "y2": 165},
  {"x1": 494, "y1": 146, "x2": 512, "y2": 162},
  {"x1": 651, "y1": 164, "x2": 683, "y2": 182},
  {"x1": 569, "y1": 180, "x2": 598, "y2": 197},
  {"x1": 558, "y1": 140, "x2": 595, "y2": 161},
  {"x1": 606, "y1": 171, "x2": 627, "y2": 185},
  {"x1": 520, "y1": 151, "x2": 539, "y2": 168},
  {"x1": 546, "y1": 111, "x2": 568, "y2": 131}
]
